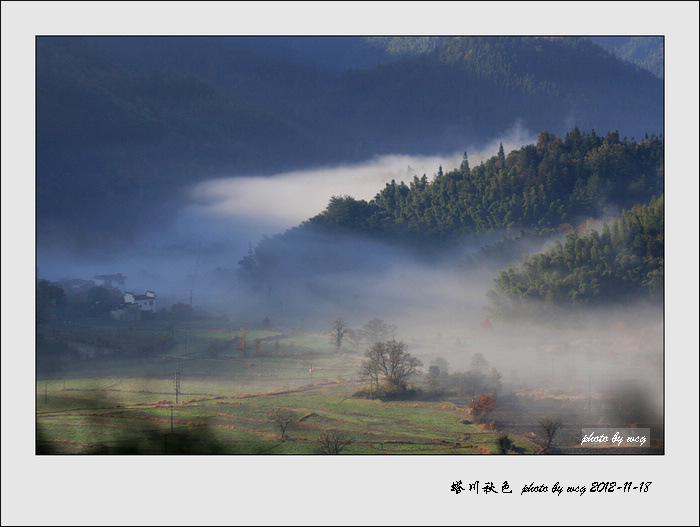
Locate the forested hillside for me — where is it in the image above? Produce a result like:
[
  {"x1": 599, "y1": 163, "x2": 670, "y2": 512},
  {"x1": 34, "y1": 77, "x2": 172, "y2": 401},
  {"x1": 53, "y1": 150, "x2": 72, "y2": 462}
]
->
[
  {"x1": 36, "y1": 37, "x2": 663, "y2": 248},
  {"x1": 239, "y1": 128, "x2": 664, "y2": 304},
  {"x1": 589, "y1": 36, "x2": 664, "y2": 78},
  {"x1": 488, "y1": 195, "x2": 664, "y2": 312},
  {"x1": 36, "y1": 37, "x2": 326, "y2": 240},
  {"x1": 329, "y1": 36, "x2": 663, "y2": 153},
  {"x1": 305, "y1": 128, "x2": 663, "y2": 242}
]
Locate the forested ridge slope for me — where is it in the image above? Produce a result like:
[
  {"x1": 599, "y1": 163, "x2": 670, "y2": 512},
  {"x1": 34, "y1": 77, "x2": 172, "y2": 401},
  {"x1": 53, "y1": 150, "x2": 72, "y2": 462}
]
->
[{"x1": 240, "y1": 128, "x2": 664, "y2": 309}]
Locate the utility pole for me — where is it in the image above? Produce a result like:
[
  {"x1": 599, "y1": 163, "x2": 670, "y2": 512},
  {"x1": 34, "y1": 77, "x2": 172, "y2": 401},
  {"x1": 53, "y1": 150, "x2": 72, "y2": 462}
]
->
[
  {"x1": 175, "y1": 365, "x2": 181, "y2": 404},
  {"x1": 170, "y1": 405, "x2": 174, "y2": 434}
]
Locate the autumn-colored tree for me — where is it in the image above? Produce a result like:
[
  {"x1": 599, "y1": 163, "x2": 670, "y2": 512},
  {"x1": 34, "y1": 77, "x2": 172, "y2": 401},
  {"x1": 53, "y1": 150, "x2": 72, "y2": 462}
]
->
[
  {"x1": 468, "y1": 393, "x2": 496, "y2": 421},
  {"x1": 239, "y1": 330, "x2": 248, "y2": 356}
]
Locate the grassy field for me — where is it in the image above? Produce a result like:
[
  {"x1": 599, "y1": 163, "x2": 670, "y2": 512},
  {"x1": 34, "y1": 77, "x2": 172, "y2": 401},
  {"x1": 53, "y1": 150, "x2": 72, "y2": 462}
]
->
[
  {"x1": 35, "y1": 320, "x2": 540, "y2": 455},
  {"x1": 36, "y1": 378, "x2": 539, "y2": 454}
]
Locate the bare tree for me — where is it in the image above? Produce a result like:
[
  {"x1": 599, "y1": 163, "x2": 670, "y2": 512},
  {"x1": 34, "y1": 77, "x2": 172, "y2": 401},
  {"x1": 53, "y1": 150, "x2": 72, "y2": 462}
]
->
[
  {"x1": 360, "y1": 340, "x2": 422, "y2": 392},
  {"x1": 360, "y1": 351, "x2": 382, "y2": 396},
  {"x1": 318, "y1": 431, "x2": 353, "y2": 454},
  {"x1": 347, "y1": 328, "x2": 365, "y2": 352},
  {"x1": 363, "y1": 318, "x2": 390, "y2": 345},
  {"x1": 268, "y1": 409, "x2": 297, "y2": 437},
  {"x1": 388, "y1": 323, "x2": 398, "y2": 340},
  {"x1": 329, "y1": 317, "x2": 350, "y2": 352},
  {"x1": 538, "y1": 418, "x2": 562, "y2": 452}
]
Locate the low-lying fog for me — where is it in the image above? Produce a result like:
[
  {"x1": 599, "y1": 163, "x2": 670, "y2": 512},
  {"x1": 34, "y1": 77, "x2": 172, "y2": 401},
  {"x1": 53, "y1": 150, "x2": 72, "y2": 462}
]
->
[
  {"x1": 37, "y1": 126, "x2": 535, "y2": 307},
  {"x1": 35, "y1": 125, "x2": 663, "y2": 416}
]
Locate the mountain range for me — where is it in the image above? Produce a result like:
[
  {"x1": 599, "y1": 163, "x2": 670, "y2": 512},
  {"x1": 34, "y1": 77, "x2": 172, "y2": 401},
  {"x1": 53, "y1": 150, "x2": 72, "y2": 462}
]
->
[{"x1": 36, "y1": 36, "x2": 663, "y2": 249}]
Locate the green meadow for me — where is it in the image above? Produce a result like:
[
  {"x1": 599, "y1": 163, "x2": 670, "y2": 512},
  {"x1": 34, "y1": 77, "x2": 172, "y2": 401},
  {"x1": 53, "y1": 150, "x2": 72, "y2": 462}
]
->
[{"x1": 36, "y1": 321, "x2": 539, "y2": 455}]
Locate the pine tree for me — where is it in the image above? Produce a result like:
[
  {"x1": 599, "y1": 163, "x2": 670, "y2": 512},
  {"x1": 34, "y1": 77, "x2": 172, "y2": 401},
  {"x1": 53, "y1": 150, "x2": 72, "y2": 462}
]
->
[
  {"x1": 460, "y1": 151, "x2": 470, "y2": 173},
  {"x1": 497, "y1": 142, "x2": 506, "y2": 165}
]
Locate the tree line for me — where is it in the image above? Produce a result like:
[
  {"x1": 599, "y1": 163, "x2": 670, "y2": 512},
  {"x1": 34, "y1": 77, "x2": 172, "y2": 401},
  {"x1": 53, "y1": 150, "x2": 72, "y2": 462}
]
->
[
  {"x1": 488, "y1": 195, "x2": 663, "y2": 312},
  {"x1": 239, "y1": 128, "x2": 664, "y2": 288},
  {"x1": 307, "y1": 128, "x2": 663, "y2": 242}
]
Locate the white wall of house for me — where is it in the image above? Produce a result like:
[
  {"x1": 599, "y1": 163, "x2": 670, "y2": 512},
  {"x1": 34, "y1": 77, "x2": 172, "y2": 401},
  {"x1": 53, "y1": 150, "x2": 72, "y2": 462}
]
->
[
  {"x1": 123, "y1": 291, "x2": 156, "y2": 312},
  {"x1": 135, "y1": 297, "x2": 156, "y2": 312}
]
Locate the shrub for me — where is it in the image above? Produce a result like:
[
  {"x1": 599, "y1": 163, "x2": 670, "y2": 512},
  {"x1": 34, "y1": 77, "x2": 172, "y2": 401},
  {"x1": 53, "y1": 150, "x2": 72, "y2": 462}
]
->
[
  {"x1": 352, "y1": 382, "x2": 421, "y2": 401},
  {"x1": 496, "y1": 434, "x2": 513, "y2": 454}
]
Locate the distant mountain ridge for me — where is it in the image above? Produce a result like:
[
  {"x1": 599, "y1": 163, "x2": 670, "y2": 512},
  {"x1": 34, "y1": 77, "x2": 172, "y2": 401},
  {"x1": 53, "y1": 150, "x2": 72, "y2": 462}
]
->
[
  {"x1": 589, "y1": 36, "x2": 663, "y2": 78},
  {"x1": 36, "y1": 36, "x2": 664, "y2": 247}
]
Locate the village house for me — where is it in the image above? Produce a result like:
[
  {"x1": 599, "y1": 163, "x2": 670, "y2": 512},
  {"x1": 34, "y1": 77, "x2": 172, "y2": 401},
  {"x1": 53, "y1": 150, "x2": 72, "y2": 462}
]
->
[
  {"x1": 110, "y1": 290, "x2": 157, "y2": 320},
  {"x1": 123, "y1": 290, "x2": 157, "y2": 313}
]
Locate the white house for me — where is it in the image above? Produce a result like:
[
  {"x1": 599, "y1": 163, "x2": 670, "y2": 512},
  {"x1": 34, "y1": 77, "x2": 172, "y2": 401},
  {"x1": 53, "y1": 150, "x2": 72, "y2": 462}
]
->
[
  {"x1": 123, "y1": 290, "x2": 157, "y2": 313},
  {"x1": 111, "y1": 290, "x2": 157, "y2": 320}
]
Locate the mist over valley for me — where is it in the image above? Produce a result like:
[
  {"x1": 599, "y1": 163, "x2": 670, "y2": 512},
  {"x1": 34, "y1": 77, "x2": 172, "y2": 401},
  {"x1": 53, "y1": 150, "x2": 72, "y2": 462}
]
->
[{"x1": 32, "y1": 35, "x2": 667, "y2": 460}]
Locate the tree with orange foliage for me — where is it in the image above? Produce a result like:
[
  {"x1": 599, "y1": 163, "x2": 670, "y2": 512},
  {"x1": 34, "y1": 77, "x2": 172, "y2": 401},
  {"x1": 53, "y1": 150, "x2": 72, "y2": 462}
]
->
[
  {"x1": 238, "y1": 330, "x2": 248, "y2": 356},
  {"x1": 468, "y1": 393, "x2": 496, "y2": 421}
]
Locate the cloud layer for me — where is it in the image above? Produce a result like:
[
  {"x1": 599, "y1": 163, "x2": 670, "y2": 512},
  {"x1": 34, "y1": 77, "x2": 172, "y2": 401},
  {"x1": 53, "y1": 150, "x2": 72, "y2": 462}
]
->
[{"x1": 186, "y1": 122, "x2": 535, "y2": 233}]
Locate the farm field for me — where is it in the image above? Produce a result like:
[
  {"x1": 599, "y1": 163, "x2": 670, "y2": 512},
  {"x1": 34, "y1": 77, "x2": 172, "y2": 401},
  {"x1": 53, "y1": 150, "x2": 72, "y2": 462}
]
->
[
  {"x1": 36, "y1": 378, "x2": 539, "y2": 454},
  {"x1": 36, "y1": 320, "x2": 543, "y2": 455},
  {"x1": 36, "y1": 319, "x2": 663, "y2": 455}
]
